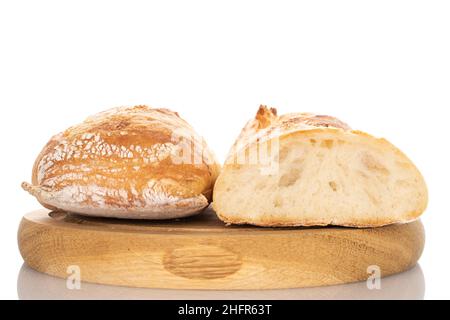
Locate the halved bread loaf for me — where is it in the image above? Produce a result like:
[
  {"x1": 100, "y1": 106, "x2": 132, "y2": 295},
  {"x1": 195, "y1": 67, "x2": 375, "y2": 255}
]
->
[
  {"x1": 23, "y1": 105, "x2": 220, "y2": 219},
  {"x1": 213, "y1": 106, "x2": 428, "y2": 227}
]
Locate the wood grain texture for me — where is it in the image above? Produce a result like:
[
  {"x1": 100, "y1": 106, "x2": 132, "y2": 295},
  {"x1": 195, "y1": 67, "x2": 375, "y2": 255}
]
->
[{"x1": 18, "y1": 207, "x2": 425, "y2": 290}]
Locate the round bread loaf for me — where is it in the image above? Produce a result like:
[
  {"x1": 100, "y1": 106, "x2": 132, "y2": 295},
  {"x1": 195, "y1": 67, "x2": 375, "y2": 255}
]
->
[{"x1": 22, "y1": 105, "x2": 220, "y2": 219}]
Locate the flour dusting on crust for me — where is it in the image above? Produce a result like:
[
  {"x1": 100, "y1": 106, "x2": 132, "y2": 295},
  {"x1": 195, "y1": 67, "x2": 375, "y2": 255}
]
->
[{"x1": 23, "y1": 105, "x2": 220, "y2": 219}]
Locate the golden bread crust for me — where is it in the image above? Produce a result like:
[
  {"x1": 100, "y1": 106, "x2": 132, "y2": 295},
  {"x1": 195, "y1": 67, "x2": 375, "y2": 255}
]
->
[
  {"x1": 227, "y1": 105, "x2": 351, "y2": 161},
  {"x1": 23, "y1": 105, "x2": 220, "y2": 219}
]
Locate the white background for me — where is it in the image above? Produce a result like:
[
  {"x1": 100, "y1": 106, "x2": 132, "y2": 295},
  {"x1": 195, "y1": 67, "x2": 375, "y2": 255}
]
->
[{"x1": 1, "y1": 0, "x2": 449, "y2": 299}]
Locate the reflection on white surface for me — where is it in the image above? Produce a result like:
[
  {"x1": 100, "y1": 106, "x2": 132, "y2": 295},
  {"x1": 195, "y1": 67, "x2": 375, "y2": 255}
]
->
[{"x1": 17, "y1": 263, "x2": 425, "y2": 300}]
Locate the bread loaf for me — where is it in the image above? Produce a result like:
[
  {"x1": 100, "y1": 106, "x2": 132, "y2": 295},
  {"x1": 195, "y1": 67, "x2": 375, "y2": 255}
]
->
[
  {"x1": 213, "y1": 106, "x2": 428, "y2": 227},
  {"x1": 22, "y1": 105, "x2": 220, "y2": 219}
]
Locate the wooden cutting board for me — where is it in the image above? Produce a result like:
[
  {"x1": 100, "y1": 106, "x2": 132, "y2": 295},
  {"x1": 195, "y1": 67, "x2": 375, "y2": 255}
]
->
[{"x1": 18, "y1": 208, "x2": 424, "y2": 290}]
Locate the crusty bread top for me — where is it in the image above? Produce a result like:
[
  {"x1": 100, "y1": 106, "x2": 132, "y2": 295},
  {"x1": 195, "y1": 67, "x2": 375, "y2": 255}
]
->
[
  {"x1": 228, "y1": 105, "x2": 351, "y2": 161},
  {"x1": 255, "y1": 105, "x2": 351, "y2": 131},
  {"x1": 30, "y1": 105, "x2": 220, "y2": 208}
]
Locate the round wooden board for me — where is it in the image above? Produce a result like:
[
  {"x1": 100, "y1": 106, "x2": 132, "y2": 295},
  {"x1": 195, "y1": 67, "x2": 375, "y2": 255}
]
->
[{"x1": 18, "y1": 208, "x2": 425, "y2": 290}]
